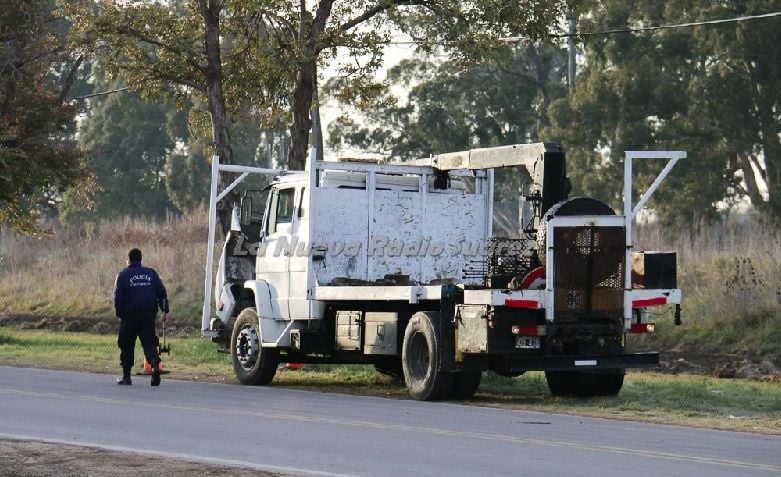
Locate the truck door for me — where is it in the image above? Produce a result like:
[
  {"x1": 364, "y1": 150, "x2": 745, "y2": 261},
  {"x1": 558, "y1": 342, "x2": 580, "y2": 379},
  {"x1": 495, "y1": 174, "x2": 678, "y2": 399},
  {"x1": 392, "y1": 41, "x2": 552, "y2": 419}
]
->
[
  {"x1": 256, "y1": 186, "x2": 295, "y2": 320},
  {"x1": 287, "y1": 186, "x2": 310, "y2": 319}
]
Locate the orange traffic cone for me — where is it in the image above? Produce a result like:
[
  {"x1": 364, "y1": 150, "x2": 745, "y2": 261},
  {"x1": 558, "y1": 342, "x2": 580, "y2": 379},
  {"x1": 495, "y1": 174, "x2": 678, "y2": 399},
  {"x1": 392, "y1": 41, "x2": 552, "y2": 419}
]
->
[{"x1": 142, "y1": 358, "x2": 165, "y2": 374}]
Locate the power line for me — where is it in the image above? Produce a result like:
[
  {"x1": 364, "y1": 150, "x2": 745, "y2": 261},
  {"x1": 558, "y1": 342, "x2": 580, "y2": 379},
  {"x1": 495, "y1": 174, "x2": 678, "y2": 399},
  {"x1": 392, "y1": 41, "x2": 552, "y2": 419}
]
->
[
  {"x1": 383, "y1": 11, "x2": 781, "y2": 45},
  {"x1": 69, "y1": 86, "x2": 130, "y2": 101},
  {"x1": 528, "y1": 11, "x2": 781, "y2": 40}
]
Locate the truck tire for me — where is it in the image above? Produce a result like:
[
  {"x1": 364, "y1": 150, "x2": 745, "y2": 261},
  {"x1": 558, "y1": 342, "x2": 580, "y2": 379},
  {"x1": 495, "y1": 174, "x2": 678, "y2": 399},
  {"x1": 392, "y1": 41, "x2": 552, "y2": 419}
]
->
[
  {"x1": 402, "y1": 311, "x2": 454, "y2": 401},
  {"x1": 231, "y1": 308, "x2": 279, "y2": 385},
  {"x1": 449, "y1": 371, "x2": 482, "y2": 400},
  {"x1": 544, "y1": 371, "x2": 577, "y2": 396},
  {"x1": 589, "y1": 371, "x2": 624, "y2": 396},
  {"x1": 545, "y1": 370, "x2": 625, "y2": 397}
]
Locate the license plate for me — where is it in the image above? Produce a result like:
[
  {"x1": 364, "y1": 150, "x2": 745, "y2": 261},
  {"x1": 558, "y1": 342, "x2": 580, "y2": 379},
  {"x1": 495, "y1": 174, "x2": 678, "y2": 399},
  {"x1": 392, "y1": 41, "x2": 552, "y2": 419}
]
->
[{"x1": 515, "y1": 336, "x2": 540, "y2": 349}]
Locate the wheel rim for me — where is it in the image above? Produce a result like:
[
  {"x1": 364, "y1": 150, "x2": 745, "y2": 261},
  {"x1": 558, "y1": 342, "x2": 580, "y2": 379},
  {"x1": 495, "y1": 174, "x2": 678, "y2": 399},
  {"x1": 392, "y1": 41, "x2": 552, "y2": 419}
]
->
[
  {"x1": 407, "y1": 331, "x2": 430, "y2": 381},
  {"x1": 235, "y1": 324, "x2": 260, "y2": 370}
]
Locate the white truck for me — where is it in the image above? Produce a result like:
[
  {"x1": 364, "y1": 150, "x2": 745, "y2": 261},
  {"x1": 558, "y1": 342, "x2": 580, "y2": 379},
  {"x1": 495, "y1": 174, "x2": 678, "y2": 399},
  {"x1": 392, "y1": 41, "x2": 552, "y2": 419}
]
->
[{"x1": 202, "y1": 143, "x2": 684, "y2": 400}]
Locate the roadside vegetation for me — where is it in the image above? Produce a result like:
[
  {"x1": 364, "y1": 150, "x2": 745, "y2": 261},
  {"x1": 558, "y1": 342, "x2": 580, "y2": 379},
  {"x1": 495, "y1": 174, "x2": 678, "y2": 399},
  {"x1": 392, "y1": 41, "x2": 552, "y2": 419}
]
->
[
  {"x1": 630, "y1": 218, "x2": 781, "y2": 377},
  {"x1": 0, "y1": 214, "x2": 207, "y2": 325},
  {"x1": 2, "y1": 213, "x2": 779, "y2": 377}
]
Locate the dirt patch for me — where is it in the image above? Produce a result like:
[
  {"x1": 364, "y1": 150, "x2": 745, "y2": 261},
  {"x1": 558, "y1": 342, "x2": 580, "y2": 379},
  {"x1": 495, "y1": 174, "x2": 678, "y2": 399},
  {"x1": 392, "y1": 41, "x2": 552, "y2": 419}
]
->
[
  {"x1": 0, "y1": 439, "x2": 285, "y2": 477},
  {"x1": 0, "y1": 313, "x2": 200, "y2": 338},
  {"x1": 658, "y1": 350, "x2": 781, "y2": 381}
]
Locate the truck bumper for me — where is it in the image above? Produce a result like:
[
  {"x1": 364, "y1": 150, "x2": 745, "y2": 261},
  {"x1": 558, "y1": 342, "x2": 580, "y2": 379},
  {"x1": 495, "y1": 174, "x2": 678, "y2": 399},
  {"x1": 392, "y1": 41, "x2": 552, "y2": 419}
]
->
[{"x1": 507, "y1": 352, "x2": 659, "y2": 372}]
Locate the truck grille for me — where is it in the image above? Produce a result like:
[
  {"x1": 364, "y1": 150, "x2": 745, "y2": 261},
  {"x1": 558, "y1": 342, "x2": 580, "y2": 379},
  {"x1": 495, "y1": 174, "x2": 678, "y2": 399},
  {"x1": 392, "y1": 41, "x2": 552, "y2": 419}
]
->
[{"x1": 553, "y1": 226, "x2": 624, "y2": 319}]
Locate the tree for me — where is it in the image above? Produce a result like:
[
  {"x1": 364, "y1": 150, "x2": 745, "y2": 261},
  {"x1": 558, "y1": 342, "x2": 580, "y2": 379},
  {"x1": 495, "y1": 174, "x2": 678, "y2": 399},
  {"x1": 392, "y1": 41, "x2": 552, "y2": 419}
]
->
[
  {"x1": 328, "y1": 43, "x2": 567, "y2": 159},
  {"x1": 327, "y1": 43, "x2": 567, "y2": 234},
  {"x1": 65, "y1": 0, "x2": 562, "y2": 171},
  {"x1": 165, "y1": 151, "x2": 210, "y2": 213},
  {"x1": 1, "y1": 0, "x2": 86, "y2": 233},
  {"x1": 164, "y1": 115, "x2": 270, "y2": 213},
  {"x1": 277, "y1": 1, "x2": 563, "y2": 169},
  {"x1": 546, "y1": 0, "x2": 781, "y2": 223},
  {"x1": 68, "y1": 76, "x2": 178, "y2": 221},
  {"x1": 64, "y1": 1, "x2": 563, "y2": 233}
]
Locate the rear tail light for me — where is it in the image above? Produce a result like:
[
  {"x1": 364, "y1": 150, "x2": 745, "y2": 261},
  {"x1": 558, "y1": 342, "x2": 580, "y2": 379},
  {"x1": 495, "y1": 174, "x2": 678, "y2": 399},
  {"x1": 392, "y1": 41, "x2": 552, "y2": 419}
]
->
[
  {"x1": 511, "y1": 325, "x2": 546, "y2": 336},
  {"x1": 629, "y1": 323, "x2": 655, "y2": 333}
]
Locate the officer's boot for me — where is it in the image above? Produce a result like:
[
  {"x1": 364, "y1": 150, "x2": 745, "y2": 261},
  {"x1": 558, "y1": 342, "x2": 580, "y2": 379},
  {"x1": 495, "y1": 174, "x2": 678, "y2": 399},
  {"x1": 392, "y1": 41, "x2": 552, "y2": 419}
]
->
[
  {"x1": 117, "y1": 367, "x2": 132, "y2": 385},
  {"x1": 150, "y1": 358, "x2": 161, "y2": 387}
]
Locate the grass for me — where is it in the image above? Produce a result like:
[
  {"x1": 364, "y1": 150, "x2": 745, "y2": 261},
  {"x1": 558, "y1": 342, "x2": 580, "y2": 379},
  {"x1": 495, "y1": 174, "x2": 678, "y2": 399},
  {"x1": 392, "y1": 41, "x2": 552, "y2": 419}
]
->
[
  {"x1": 0, "y1": 328, "x2": 232, "y2": 382},
  {"x1": 2, "y1": 214, "x2": 780, "y2": 367},
  {"x1": 0, "y1": 328, "x2": 779, "y2": 435}
]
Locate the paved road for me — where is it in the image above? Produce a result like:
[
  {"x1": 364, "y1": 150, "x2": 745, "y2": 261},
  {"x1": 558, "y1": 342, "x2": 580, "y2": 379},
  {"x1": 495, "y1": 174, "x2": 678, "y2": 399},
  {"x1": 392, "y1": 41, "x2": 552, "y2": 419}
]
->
[{"x1": 0, "y1": 366, "x2": 779, "y2": 477}]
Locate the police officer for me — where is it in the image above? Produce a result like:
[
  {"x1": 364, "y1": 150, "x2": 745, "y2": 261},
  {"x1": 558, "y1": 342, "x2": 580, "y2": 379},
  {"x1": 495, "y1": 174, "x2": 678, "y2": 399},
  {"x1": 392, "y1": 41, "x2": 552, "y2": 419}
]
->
[{"x1": 114, "y1": 248, "x2": 169, "y2": 386}]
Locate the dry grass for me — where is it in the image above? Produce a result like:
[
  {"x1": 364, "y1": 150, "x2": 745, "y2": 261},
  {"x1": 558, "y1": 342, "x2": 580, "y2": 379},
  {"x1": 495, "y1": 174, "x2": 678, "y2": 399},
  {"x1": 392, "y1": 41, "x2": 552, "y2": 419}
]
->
[
  {"x1": 632, "y1": 216, "x2": 781, "y2": 366},
  {"x1": 0, "y1": 213, "x2": 209, "y2": 322}
]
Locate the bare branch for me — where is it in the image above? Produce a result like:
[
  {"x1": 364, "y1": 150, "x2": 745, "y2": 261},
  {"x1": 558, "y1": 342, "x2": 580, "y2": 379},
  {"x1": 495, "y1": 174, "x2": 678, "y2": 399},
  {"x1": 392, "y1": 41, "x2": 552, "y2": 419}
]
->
[
  {"x1": 257, "y1": 10, "x2": 297, "y2": 36},
  {"x1": 112, "y1": 25, "x2": 205, "y2": 75},
  {"x1": 313, "y1": 0, "x2": 336, "y2": 29},
  {"x1": 338, "y1": 0, "x2": 425, "y2": 33},
  {"x1": 128, "y1": 49, "x2": 206, "y2": 93},
  {"x1": 57, "y1": 55, "x2": 85, "y2": 103}
]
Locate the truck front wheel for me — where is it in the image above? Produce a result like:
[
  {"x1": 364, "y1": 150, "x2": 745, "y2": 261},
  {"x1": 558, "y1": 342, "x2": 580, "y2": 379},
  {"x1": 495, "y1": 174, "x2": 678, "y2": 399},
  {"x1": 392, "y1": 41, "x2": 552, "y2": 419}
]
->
[
  {"x1": 402, "y1": 311, "x2": 454, "y2": 401},
  {"x1": 231, "y1": 308, "x2": 279, "y2": 385}
]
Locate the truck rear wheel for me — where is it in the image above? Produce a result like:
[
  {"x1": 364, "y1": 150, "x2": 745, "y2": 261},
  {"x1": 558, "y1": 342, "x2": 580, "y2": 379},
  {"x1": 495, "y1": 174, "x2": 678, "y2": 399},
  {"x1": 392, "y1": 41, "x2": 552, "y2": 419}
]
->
[
  {"x1": 231, "y1": 308, "x2": 279, "y2": 385},
  {"x1": 449, "y1": 371, "x2": 482, "y2": 400},
  {"x1": 402, "y1": 311, "x2": 454, "y2": 401},
  {"x1": 545, "y1": 370, "x2": 625, "y2": 397}
]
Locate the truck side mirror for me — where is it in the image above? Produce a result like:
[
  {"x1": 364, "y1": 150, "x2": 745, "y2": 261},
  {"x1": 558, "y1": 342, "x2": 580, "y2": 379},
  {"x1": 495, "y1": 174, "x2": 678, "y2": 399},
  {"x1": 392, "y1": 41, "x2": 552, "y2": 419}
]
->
[{"x1": 240, "y1": 197, "x2": 252, "y2": 226}]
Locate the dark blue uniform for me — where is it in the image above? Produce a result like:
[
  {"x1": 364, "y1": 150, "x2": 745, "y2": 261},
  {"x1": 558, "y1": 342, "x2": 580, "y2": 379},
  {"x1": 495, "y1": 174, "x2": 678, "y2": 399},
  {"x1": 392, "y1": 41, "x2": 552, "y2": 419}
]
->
[{"x1": 114, "y1": 261, "x2": 169, "y2": 375}]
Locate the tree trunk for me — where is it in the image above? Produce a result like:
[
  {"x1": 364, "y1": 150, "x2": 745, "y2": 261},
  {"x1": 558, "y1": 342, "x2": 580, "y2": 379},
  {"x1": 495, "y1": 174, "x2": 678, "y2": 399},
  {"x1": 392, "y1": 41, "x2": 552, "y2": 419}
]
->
[
  {"x1": 746, "y1": 58, "x2": 781, "y2": 219},
  {"x1": 737, "y1": 152, "x2": 765, "y2": 207},
  {"x1": 288, "y1": 59, "x2": 315, "y2": 171},
  {"x1": 198, "y1": 0, "x2": 234, "y2": 232},
  {"x1": 287, "y1": 0, "x2": 334, "y2": 171},
  {"x1": 758, "y1": 119, "x2": 781, "y2": 217}
]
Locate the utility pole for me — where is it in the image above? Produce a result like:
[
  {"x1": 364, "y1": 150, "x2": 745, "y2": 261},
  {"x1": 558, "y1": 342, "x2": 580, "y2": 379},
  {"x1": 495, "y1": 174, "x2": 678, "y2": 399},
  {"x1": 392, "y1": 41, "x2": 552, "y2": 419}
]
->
[
  {"x1": 567, "y1": 13, "x2": 576, "y2": 94},
  {"x1": 311, "y1": 80, "x2": 324, "y2": 162}
]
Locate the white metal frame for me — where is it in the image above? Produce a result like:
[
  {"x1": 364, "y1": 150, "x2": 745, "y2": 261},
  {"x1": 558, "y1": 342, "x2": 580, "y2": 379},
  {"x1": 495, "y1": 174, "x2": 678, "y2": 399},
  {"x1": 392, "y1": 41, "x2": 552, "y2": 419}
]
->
[
  {"x1": 202, "y1": 156, "x2": 284, "y2": 335},
  {"x1": 622, "y1": 151, "x2": 686, "y2": 328},
  {"x1": 535, "y1": 151, "x2": 685, "y2": 327}
]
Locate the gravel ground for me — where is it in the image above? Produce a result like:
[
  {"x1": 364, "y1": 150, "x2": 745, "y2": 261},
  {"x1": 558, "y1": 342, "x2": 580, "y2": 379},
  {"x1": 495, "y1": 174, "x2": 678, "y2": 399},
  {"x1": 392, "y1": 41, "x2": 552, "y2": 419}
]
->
[{"x1": 0, "y1": 439, "x2": 284, "y2": 477}]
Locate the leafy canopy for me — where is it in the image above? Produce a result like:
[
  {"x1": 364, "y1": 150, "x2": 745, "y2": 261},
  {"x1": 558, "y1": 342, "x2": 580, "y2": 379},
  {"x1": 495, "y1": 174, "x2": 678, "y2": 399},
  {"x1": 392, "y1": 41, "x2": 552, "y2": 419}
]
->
[{"x1": 1, "y1": 0, "x2": 86, "y2": 233}]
